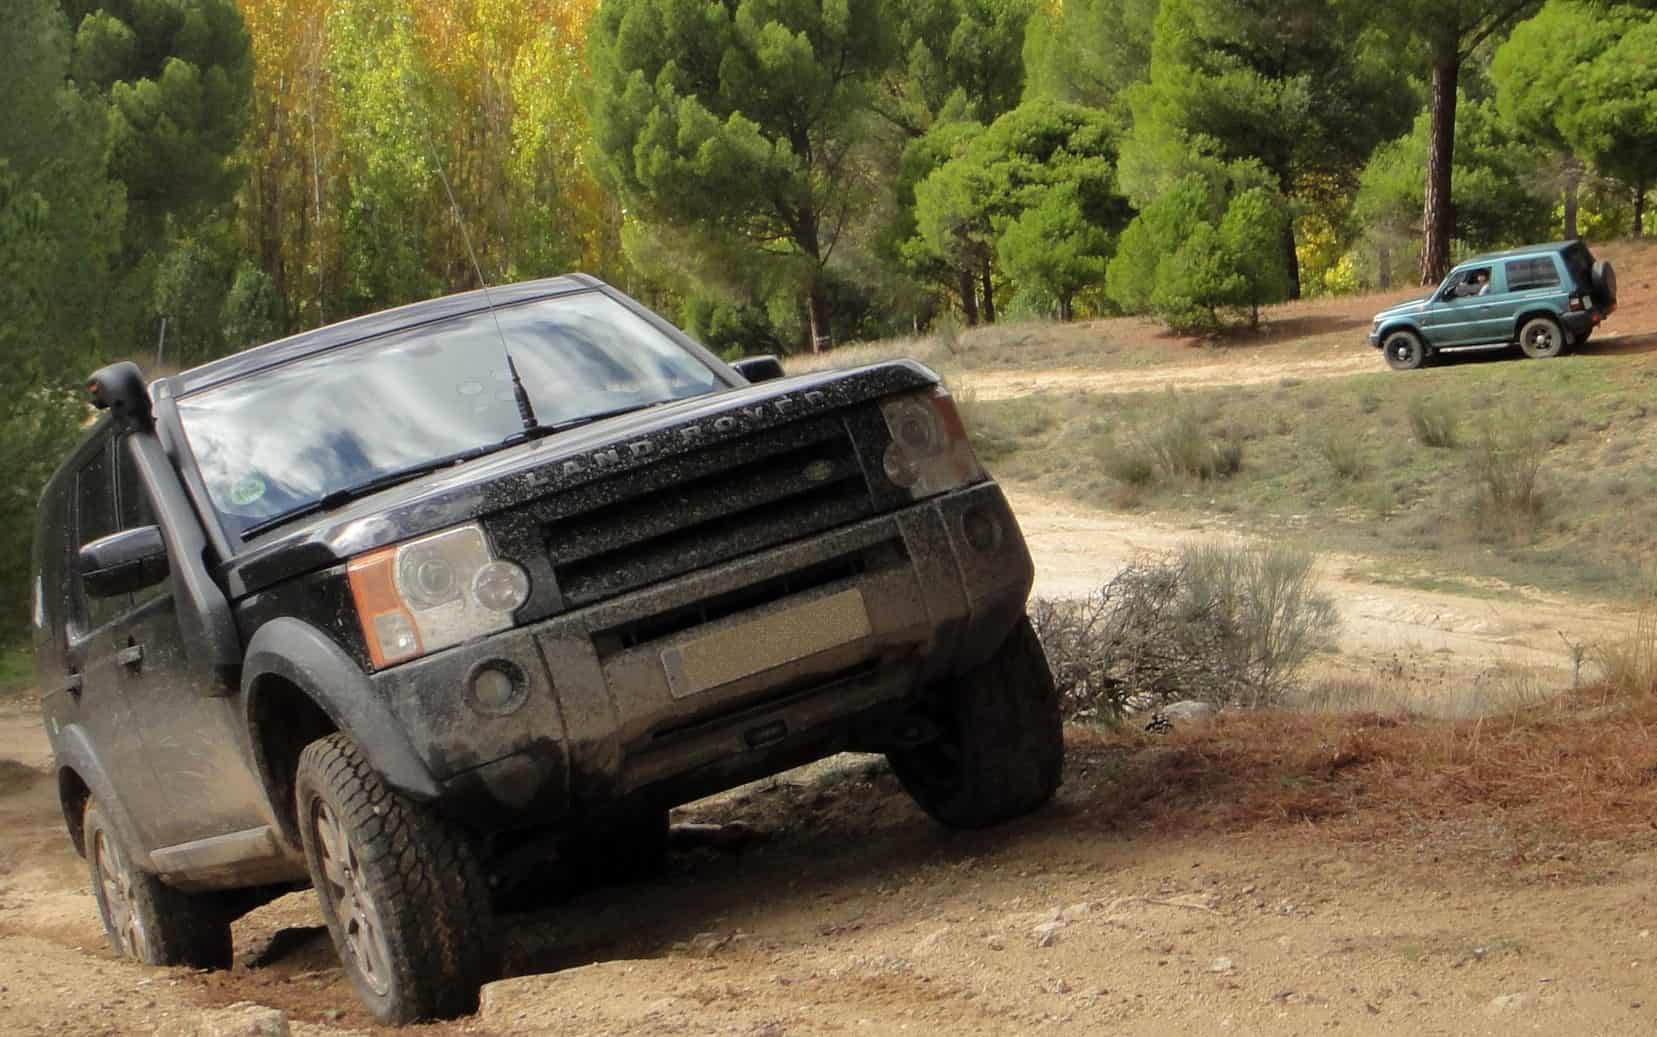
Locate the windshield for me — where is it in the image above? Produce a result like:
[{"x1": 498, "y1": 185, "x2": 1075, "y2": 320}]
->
[{"x1": 176, "y1": 291, "x2": 725, "y2": 539}]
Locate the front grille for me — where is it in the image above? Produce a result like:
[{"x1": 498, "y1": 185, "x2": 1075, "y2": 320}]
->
[{"x1": 544, "y1": 416, "x2": 878, "y2": 605}]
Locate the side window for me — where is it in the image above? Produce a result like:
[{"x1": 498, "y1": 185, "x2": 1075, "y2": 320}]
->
[
  {"x1": 75, "y1": 439, "x2": 124, "y2": 630},
  {"x1": 1505, "y1": 258, "x2": 1560, "y2": 292},
  {"x1": 115, "y1": 436, "x2": 170, "y2": 612},
  {"x1": 1450, "y1": 267, "x2": 1493, "y2": 297}
]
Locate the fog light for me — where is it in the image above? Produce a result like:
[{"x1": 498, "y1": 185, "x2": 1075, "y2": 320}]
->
[
  {"x1": 962, "y1": 505, "x2": 1003, "y2": 554},
  {"x1": 468, "y1": 663, "x2": 526, "y2": 716},
  {"x1": 882, "y1": 442, "x2": 920, "y2": 488},
  {"x1": 472, "y1": 560, "x2": 530, "y2": 612}
]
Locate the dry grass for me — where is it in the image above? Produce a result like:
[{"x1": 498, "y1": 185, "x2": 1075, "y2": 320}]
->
[{"x1": 1067, "y1": 683, "x2": 1657, "y2": 842}]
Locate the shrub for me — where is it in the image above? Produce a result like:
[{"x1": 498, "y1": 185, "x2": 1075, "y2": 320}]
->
[
  {"x1": 1407, "y1": 395, "x2": 1459, "y2": 448},
  {"x1": 1596, "y1": 594, "x2": 1657, "y2": 697},
  {"x1": 1469, "y1": 411, "x2": 1547, "y2": 539},
  {"x1": 1317, "y1": 428, "x2": 1369, "y2": 481},
  {"x1": 1100, "y1": 390, "x2": 1242, "y2": 486},
  {"x1": 1030, "y1": 543, "x2": 1339, "y2": 720}
]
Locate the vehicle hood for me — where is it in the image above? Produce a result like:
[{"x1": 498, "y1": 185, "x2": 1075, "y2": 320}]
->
[
  {"x1": 1372, "y1": 295, "x2": 1435, "y2": 322},
  {"x1": 221, "y1": 359, "x2": 937, "y2": 598}
]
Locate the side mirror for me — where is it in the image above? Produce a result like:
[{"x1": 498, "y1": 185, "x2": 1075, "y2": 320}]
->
[
  {"x1": 86, "y1": 362, "x2": 153, "y2": 431},
  {"x1": 732, "y1": 355, "x2": 787, "y2": 383},
  {"x1": 79, "y1": 526, "x2": 169, "y2": 599}
]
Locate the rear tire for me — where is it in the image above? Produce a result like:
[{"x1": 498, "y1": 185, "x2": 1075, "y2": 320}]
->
[
  {"x1": 1592, "y1": 259, "x2": 1617, "y2": 308},
  {"x1": 888, "y1": 617, "x2": 1063, "y2": 829},
  {"x1": 84, "y1": 800, "x2": 233, "y2": 969},
  {"x1": 1518, "y1": 316, "x2": 1565, "y2": 359},
  {"x1": 296, "y1": 733, "x2": 494, "y2": 1024},
  {"x1": 1382, "y1": 329, "x2": 1426, "y2": 371}
]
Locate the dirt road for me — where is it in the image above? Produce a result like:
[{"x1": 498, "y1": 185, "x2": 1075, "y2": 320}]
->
[
  {"x1": 6, "y1": 696, "x2": 1657, "y2": 1037},
  {"x1": 2, "y1": 488, "x2": 1651, "y2": 1035},
  {"x1": 1009, "y1": 487, "x2": 1631, "y2": 712}
]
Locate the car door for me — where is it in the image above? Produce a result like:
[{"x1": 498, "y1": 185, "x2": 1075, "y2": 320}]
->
[
  {"x1": 107, "y1": 433, "x2": 270, "y2": 851},
  {"x1": 61, "y1": 433, "x2": 170, "y2": 849},
  {"x1": 1420, "y1": 267, "x2": 1494, "y2": 346}
]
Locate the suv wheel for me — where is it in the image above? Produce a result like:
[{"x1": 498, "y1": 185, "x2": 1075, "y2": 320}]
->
[
  {"x1": 888, "y1": 616, "x2": 1063, "y2": 829},
  {"x1": 1592, "y1": 259, "x2": 1617, "y2": 308},
  {"x1": 84, "y1": 799, "x2": 234, "y2": 969},
  {"x1": 296, "y1": 733, "x2": 494, "y2": 1023},
  {"x1": 1518, "y1": 316, "x2": 1565, "y2": 359},
  {"x1": 1382, "y1": 329, "x2": 1426, "y2": 371}
]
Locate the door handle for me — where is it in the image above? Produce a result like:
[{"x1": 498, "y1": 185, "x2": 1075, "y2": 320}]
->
[
  {"x1": 116, "y1": 643, "x2": 145, "y2": 670},
  {"x1": 65, "y1": 672, "x2": 83, "y2": 696}
]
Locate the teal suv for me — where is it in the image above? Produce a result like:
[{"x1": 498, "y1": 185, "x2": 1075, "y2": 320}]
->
[{"x1": 1370, "y1": 240, "x2": 1618, "y2": 371}]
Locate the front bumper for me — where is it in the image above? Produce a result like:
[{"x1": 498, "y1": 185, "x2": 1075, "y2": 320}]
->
[{"x1": 372, "y1": 481, "x2": 1034, "y2": 826}]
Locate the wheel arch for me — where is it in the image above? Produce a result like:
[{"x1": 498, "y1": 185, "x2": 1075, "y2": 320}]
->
[
  {"x1": 1377, "y1": 321, "x2": 1426, "y2": 346},
  {"x1": 1512, "y1": 309, "x2": 1564, "y2": 341},
  {"x1": 52, "y1": 726, "x2": 154, "y2": 869},
  {"x1": 241, "y1": 618, "x2": 443, "y2": 849}
]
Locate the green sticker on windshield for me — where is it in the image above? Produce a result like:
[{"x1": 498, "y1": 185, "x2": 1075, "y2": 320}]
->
[{"x1": 229, "y1": 476, "x2": 267, "y2": 507}]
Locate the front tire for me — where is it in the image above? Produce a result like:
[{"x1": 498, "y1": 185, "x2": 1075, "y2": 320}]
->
[
  {"x1": 296, "y1": 733, "x2": 494, "y2": 1024},
  {"x1": 84, "y1": 800, "x2": 233, "y2": 969},
  {"x1": 889, "y1": 617, "x2": 1063, "y2": 829},
  {"x1": 1382, "y1": 329, "x2": 1426, "y2": 371},
  {"x1": 1518, "y1": 316, "x2": 1565, "y2": 359}
]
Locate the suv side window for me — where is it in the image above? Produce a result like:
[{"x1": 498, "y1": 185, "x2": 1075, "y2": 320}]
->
[
  {"x1": 1505, "y1": 257, "x2": 1560, "y2": 292},
  {"x1": 115, "y1": 436, "x2": 169, "y2": 612},
  {"x1": 74, "y1": 438, "x2": 124, "y2": 631}
]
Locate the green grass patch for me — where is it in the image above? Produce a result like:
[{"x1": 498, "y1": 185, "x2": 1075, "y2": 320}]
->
[
  {"x1": 972, "y1": 350, "x2": 1657, "y2": 599},
  {"x1": 0, "y1": 642, "x2": 32, "y2": 699}
]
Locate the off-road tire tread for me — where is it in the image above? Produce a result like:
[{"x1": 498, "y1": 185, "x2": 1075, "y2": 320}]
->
[
  {"x1": 1383, "y1": 329, "x2": 1425, "y2": 371},
  {"x1": 890, "y1": 616, "x2": 1063, "y2": 829},
  {"x1": 1519, "y1": 315, "x2": 1564, "y2": 359},
  {"x1": 84, "y1": 800, "x2": 234, "y2": 969},
  {"x1": 296, "y1": 733, "x2": 494, "y2": 1024}
]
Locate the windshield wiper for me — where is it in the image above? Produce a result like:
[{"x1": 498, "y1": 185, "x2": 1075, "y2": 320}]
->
[
  {"x1": 239, "y1": 403, "x2": 668, "y2": 539},
  {"x1": 239, "y1": 449, "x2": 489, "y2": 539}
]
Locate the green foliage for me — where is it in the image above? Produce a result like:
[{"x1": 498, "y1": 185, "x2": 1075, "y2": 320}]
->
[
  {"x1": 67, "y1": 0, "x2": 254, "y2": 241},
  {"x1": 880, "y1": 0, "x2": 1038, "y2": 133},
  {"x1": 683, "y1": 296, "x2": 788, "y2": 358},
  {"x1": 910, "y1": 100, "x2": 1129, "y2": 320},
  {"x1": 0, "y1": 388, "x2": 81, "y2": 639},
  {"x1": 1317, "y1": 428, "x2": 1369, "y2": 481},
  {"x1": 1117, "y1": 0, "x2": 1414, "y2": 292},
  {"x1": 587, "y1": 0, "x2": 898, "y2": 347},
  {"x1": 995, "y1": 183, "x2": 1109, "y2": 320},
  {"x1": 220, "y1": 264, "x2": 284, "y2": 351},
  {"x1": 1108, "y1": 177, "x2": 1293, "y2": 330},
  {"x1": 1021, "y1": 0, "x2": 1156, "y2": 116},
  {"x1": 1354, "y1": 98, "x2": 1553, "y2": 286}
]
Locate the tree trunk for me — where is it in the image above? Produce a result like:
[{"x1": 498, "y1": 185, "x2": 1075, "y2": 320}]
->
[
  {"x1": 1562, "y1": 155, "x2": 1582, "y2": 239},
  {"x1": 1281, "y1": 218, "x2": 1301, "y2": 301},
  {"x1": 1419, "y1": 51, "x2": 1459, "y2": 286},
  {"x1": 959, "y1": 268, "x2": 979, "y2": 326},
  {"x1": 806, "y1": 277, "x2": 832, "y2": 353},
  {"x1": 1057, "y1": 295, "x2": 1073, "y2": 322},
  {"x1": 980, "y1": 264, "x2": 996, "y2": 324},
  {"x1": 1378, "y1": 243, "x2": 1392, "y2": 288},
  {"x1": 1635, "y1": 176, "x2": 1647, "y2": 239}
]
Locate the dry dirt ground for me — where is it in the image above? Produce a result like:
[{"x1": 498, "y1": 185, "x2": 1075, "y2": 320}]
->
[
  {"x1": 4, "y1": 493, "x2": 1656, "y2": 1036},
  {"x1": 7, "y1": 695, "x2": 1657, "y2": 1037}
]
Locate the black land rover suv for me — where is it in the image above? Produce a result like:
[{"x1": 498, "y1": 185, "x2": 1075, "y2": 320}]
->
[{"x1": 30, "y1": 276, "x2": 1059, "y2": 1023}]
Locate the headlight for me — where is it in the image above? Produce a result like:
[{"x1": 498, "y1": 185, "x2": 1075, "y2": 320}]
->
[
  {"x1": 879, "y1": 386, "x2": 985, "y2": 499},
  {"x1": 348, "y1": 523, "x2": 530, "y2": 668}
]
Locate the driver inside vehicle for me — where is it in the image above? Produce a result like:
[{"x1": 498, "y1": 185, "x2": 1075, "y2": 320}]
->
[{"x1": 1453, "y1": 269, "x2": 1492, "y2": 298}]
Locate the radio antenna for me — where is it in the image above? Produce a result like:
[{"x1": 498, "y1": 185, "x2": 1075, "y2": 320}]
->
[{"x1": 413, "y1": 84, "x2": 539, "y2": 434}]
